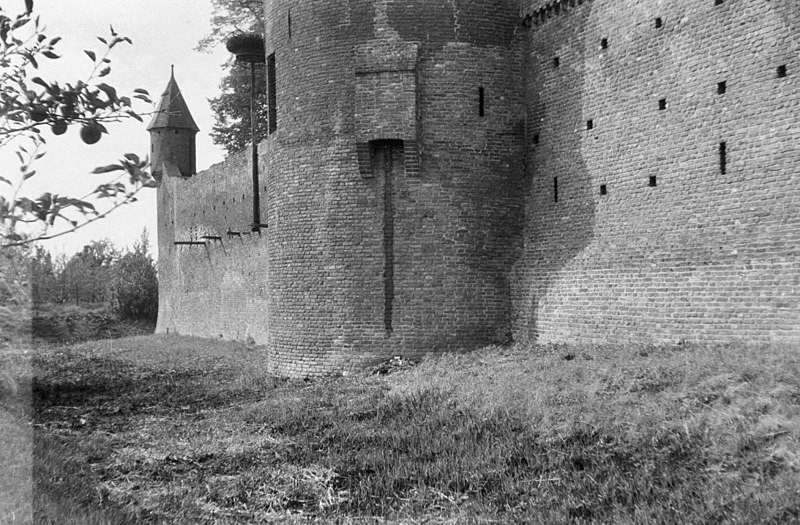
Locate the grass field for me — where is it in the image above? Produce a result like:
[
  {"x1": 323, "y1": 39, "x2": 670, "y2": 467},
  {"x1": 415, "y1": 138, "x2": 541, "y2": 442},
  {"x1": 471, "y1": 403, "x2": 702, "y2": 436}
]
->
[{"x1": 2, "y1": 330, "x2": 800, "y2": 523}]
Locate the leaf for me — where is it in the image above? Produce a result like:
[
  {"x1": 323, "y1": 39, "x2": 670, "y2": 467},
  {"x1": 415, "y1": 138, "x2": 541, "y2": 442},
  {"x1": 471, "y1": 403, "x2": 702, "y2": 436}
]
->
[
  {"x1": 91, "y1": 164, "x2": 124, "y2": 174},
  {"x1": 84, "y1": 49, "x2": 96, "y2": 62},
  {"x1": 24, "y1": 0, "x2": 33, "y2": 14},
  {"x1": 30, "y1": 76, "x2": 48, "y2": 89},
  {"x1": 23, "y1": 170, "x2": 36, "y2": 180},
  {"x1": 126, "y1": 109, "x2": 142, "y2": 122},
  {"x1": 49, "y1": 36, "x2": 61, "y2": 46},
  {"x1": 109, "y1": 25, "x2": 117, "y2": 37},
  {"x1": 96, "y1": 82, "x2": 116, "y2": 100},
  {"x1": 133, "y1": 88, "x2": 149, "y2": 95},
  {"x1": 123, "y1": 153, "x2": 140, "y2": 164},
  {"x1": 98, "y1": 66, "x2": 111, "y2": 77},
  {"x1": 42, "y1": 51, "x2": 59, "y2": 59},
  {"x1": 0, "y1": 176, "x2": 12, "y2": 186},
  {"x1": 97, "y1": 36, "x2": 107, "y2": 44}
]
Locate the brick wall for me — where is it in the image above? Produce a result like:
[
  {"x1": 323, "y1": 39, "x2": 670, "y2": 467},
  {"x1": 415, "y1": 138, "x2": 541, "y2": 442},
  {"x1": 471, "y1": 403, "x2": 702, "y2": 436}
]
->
[
  {"x1": 513, "y1": 0, "x2": 800, "y2": 344},
  {"x1": 156, "y1": 148, "x2": 271, "y2": 345},
  {"x1": 258, "y1": 0, "x2": 524, "y2": 375},
  {"x1": 155, "y1": 0, "x2": 800, "y2": 377}
]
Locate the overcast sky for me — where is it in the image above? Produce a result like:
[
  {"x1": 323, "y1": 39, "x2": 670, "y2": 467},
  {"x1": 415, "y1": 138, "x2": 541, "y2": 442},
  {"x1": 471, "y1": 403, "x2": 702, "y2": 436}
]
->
[{"x1": 1, "y1": 0, "x2": 230, "y2": 258}]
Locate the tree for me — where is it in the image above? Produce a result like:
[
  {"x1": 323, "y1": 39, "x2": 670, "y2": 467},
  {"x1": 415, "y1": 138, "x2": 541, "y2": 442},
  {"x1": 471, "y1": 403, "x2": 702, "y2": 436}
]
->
[
  {"x1": 60, "y1": 239, "x2": 118, "y2": 305},
  {"x1": 0, "y1": 1, "x2": 155, "y2": 247},
  {"x1": 111, "y1": 229, "x2": 157, "y2": 322},
  {"x1": 29, "y1": 244, "x2": 56, "y2": 306},
  {"x1": 198, "y1": 0, "x2": 267, "y2": 155}
]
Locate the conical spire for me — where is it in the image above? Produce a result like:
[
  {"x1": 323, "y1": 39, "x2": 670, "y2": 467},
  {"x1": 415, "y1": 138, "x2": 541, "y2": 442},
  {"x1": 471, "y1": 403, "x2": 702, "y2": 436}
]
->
[{"x1": 146, "y1": 66, "x2": 200, "y2": 132}]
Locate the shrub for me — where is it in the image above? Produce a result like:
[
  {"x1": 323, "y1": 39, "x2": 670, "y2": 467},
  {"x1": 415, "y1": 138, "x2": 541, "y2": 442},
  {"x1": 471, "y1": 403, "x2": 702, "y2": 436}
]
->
[{"x1": 111, "y1": 232, "x2": 157, "y2": 322}]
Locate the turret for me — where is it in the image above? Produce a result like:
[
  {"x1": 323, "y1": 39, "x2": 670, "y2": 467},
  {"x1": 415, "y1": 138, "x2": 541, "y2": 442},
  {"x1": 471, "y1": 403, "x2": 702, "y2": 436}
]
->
[{"x1": 147, "y1": 67, "x2": 199, "y2": 178}]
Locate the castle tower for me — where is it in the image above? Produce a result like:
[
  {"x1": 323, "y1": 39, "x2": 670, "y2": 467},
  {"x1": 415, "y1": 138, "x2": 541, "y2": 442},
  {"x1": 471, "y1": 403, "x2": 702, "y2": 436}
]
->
[
  {"x1": 149, "y1": 68, "x2": 199, "y2": 338},
  {"x1": 261, "y1": 0, "x2": 526, "y2": 375},
  {"x1": 147, "y1": 67, "x2": 199, "y2": 178}
]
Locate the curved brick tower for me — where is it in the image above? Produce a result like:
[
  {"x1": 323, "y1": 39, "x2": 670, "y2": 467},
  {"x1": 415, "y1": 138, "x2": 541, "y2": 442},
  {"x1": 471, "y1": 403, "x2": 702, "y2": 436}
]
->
[{"x1": 261, "y1": 0, "x2": 526, "y2": 375}]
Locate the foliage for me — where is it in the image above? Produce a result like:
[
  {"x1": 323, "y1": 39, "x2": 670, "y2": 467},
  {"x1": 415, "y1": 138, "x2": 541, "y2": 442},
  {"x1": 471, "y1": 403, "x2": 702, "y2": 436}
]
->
[
  {"x1": 198, "y1": 0, "x2": 267, "y2": 155},
  {"x1": 29, "y1": 244, "x2": 55, "y2": 305},
  {"x1": 110, "y1": 230, "x2": 157, "y2": 322},
  {"x1": 59, "y1": 239, "x2": 118, "y2": 305},
  {"x1": 0, "y1": 1, "x2": 155, "y2": 247},
  {"x1": 23, "y1": 339, "x2": 800, "y2": 523},
  {"x1": 209, "y1": 64, "x2": 267, "y2": 154}
]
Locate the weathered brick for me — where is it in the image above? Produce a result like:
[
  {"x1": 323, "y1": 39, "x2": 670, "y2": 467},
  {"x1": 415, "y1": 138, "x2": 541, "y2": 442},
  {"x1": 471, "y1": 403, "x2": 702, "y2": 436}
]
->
[{"x1": 154, "y1": 0, "x2": 800, "y2": 377}]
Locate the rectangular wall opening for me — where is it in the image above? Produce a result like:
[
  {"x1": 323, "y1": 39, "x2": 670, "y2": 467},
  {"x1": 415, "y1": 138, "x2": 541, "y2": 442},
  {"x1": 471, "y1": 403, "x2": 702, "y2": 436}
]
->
[
  {"x1": 553, "y1": 177, "x2": 559, "y2": 202},
  {"x1": 717, "y1": 81, "x2": 727, "y2": 94},
  {"x1": 719, "y1": 141, "x2": 727, "y2": 174},
  {"x1": 777, "y1": 65, "x2": 787, "y2": 78},
  {"x1": 658, "y1": 98, "x2": 667, "y2": 110},
  {"x1": 649, "y1": 175, "x2": 657, "y2": 187},
  {"x1": 267, "y1": 53, "x2": 277, "y2": 134},
  {"x1": 478, "y1": 86, "x2": 485, "y2": 117},
  {"x1": 600, "y1": 184, "x2": 607, "y2": 195}
]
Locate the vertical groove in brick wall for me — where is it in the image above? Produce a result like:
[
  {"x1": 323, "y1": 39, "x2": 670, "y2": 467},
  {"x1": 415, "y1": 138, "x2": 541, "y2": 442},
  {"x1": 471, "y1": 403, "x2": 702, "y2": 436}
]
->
[{"x1": 382, "y1": 143, "x2": 396, "y2": 335}]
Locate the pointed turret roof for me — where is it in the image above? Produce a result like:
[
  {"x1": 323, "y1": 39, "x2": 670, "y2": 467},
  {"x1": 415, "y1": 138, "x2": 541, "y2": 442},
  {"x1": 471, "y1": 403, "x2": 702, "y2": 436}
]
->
[{"x1": 146, "y1": 67, "x2": 200, "y2": 132}]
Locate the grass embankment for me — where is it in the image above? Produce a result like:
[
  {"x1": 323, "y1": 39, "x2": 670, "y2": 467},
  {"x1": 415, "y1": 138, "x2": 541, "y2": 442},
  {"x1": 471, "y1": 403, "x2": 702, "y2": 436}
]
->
[
  {"x1": 17, "y1": 337, "x2": 800, "y2": 523},
  {"x1": 31, "y1": 303, "x2": 155, "y2": 344}
]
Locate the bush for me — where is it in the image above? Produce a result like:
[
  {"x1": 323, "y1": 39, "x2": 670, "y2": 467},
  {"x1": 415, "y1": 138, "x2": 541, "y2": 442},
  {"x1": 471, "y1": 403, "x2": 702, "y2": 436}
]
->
[{"x1": 111, "y1": 233, "x2": 157, "y2": 322}]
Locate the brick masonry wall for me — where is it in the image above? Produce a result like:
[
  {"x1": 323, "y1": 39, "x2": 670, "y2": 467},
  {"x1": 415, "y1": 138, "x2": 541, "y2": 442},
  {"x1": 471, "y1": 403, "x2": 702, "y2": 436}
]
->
[
  {"x1": 156, "y1": 0, "x2": 800, "y2": 377},
  {"x1": 260, "y1": 0, "x2": 524, "y2": 376},
  {"x1": 513, "y1": 0, "x2": 800, "y2": 344},
  {"x1": 156, "y1": 148, "x2": 271, "y2": 345}
]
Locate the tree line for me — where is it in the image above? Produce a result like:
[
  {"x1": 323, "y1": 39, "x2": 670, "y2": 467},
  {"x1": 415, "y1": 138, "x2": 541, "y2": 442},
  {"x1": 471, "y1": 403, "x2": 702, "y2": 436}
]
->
[{"x1": 28, "y1": 230, "x2": 158, "y2": 321}]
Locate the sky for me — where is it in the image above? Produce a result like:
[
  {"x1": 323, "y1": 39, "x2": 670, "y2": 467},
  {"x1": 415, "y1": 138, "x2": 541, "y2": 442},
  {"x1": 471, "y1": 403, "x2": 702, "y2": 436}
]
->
[{"x1": 1, "y1": 0, "x2": 230, "y2": 258}]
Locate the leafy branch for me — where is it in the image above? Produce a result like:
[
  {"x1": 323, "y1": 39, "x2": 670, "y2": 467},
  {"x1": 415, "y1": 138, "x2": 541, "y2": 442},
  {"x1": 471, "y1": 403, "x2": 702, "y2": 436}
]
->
[{"x1": 0, "y1": 1, "x2": 158, "y2": 246}]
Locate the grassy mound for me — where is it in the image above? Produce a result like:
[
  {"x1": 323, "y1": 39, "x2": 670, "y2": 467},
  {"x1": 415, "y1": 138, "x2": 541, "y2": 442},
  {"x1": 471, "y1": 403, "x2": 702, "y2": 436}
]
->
[
  {"x1": 14, "y1": 337, "x2": 800, "y2": 523},
  {"x1": 31, "y1": 303, "x2": 155, "y2": 344}
]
